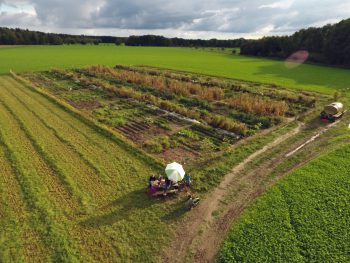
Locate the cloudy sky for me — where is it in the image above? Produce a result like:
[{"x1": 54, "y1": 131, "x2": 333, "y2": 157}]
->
[{"x1": 0, "y1": 0, "x2": 350, "y2": 39}]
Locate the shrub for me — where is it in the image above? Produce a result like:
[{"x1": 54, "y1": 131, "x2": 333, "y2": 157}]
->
[
  {"x1": 200, "y1": 138, "x2": 216, "y2": 151},
  {"x1": 204, "y1": 114, "x2": 247, "y2": 136},
  {"x1": 143, "y1": 136, "x2": 172, "y2": 153},
  {"x1": 143, "y1": 140, "x2": 163, "y2": 154},
  {"x1": 179, "y1": 129, "x2": 200, "y2": 140},
  {"x1": 156, "y1": 120, "x2": 171, "y2": 130},
  {"x1": 157, "y1": 136, "x2": 171, "y2": 149}
]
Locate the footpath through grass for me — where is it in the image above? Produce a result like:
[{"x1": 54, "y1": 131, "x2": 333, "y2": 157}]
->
[
  {"x1": 0, "y1": 75, "x2": 183, "y2": 262},
  {"x1": 0, "y1": 45, "x2": 349, "y2": 94},
  {"x1": 219, "y1": 142, "x2": 350, "y2": 262}
]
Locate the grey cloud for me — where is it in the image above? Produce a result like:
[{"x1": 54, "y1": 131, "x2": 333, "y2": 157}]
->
[
  {"x1": 93, "y1": 0, "x2": 204, "y2": 29},
  {"x1": 0, "y1": 11, "x2": 38, "y2": 27},
  {"x1": 186, "y1": 0, "x2": 350, "y2": 34},
  {"x1": 90, "y1": 0, "x2": 350, "y2": 34},
  {"x1": 0, "y1": 0, "x2": 350, "y2": 38},
  {"x1": 30, "y1": 0, "x2": 104, "y2": 28}
]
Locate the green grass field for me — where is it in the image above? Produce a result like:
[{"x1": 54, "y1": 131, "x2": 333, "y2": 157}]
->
[
  {"x1": 219, "y1": 143, "x2": 350, "y2": 262},
  {"x1": 1, "y1": 45, "x2": 350, "y2": 94},
  {"x1": 0, "y1": 75, "x2": 185, "y2": 262},
  {"x1": 1, "y1": 44, "x2": 349, "y2": 262}
]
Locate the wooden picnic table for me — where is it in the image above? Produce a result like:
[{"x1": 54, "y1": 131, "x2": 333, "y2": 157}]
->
[
  {"x1": 150, "y1": 188, "x2": 178, "y2": 197},
  {"x1": 148, "y1": 180, "x2": 179, "y2": 197}
]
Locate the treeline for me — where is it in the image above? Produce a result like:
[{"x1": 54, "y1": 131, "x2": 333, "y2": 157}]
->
[
  {"x1": 0, "y1": 27, "x2": 126, "y2": 45},
  {"x1": 0, "y1": 27, "x2": 245, "y2": 47},
  {"x1": 124, "y1": 35, "x2": 247, "y2": 47},
  {"x1": 241, "y1": 18, "x2": 350, "y2": 67}
]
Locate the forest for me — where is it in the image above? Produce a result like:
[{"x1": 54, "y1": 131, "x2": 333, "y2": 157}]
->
[
  {"x1": 124, "y1": 35, "x2": 246, "y2": 48},
  {"x1": 0, "y1": 27, "x2": 245, "y2": 47},
  {"x1": 0, "y1": 27, "x2": 125, "y2": 45},
  {"x1": 241, "y1": 18, "x2": 350, "y2": 67}
]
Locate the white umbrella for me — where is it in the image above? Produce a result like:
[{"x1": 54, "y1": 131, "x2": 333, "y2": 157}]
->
[{"x1": 165, "y1": 162, "x2": 185, "y2": 183}]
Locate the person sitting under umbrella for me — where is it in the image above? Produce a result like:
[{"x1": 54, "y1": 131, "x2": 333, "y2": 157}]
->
[
  {"x1": 149, "y1": 175, "x2": 157, "y2": 188},
  {"x1": 163, "y1": 178, "x2": 172, "y2": 196},
  {"x1": 184, "y1": 173, "x2": 191, "y2": 187}
]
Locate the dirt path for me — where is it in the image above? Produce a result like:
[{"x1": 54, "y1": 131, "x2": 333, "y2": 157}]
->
[
  {"x1": 162, "y1": 123, "x2": 302, "y2": 262},
  {"x1": 162, "y1": 118, "x2": 345, "y2": 263},
  {"x1": 192, "y1": 119, "x2": 347, "y2": 262},
  {"x1": 285, "y1": 120, "x2": 339, "y2": 157}
]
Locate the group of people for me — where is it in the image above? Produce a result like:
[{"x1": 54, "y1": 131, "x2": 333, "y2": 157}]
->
[
  {"x1": 148, "y1": 175, "x2": 171, "y2": 194},
  {"x1": 148, "y1": 174, "x2": 199, "y2": 209},
  {"x1": 148, "y1": 174, "x2": 192, "y2": 194}
]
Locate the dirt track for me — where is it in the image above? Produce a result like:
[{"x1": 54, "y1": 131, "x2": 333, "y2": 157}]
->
[
  {"x1": 162, "y1": 119, "x2": 343, "y2": 263},
  {"x1": 162, "y1": 123, "x2": 302, "y2": 262}
]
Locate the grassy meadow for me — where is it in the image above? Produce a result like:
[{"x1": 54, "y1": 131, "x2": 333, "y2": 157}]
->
[
  {"x1": 0, "y1": 45, "x2": 350, "y2": 94},
  {"x1": 0, "y1": 44, "x2": 349, "y2": 262}
]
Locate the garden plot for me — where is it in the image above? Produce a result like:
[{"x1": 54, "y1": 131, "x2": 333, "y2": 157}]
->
[{"x1": 23, "y1": 65, "x2": 321, "y2": 165}]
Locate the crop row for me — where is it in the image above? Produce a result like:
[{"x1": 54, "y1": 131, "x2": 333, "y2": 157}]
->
[
  {"x1": 87, "y1": 65, "x2": 225, "y2": 101},
  {"x1": 100, "y1": 84, "x2": 247, "y2": 135},
  {"x1": 52, "y1": 69, "x2": 248, "y2": 136},
  {"x1": 112, "y1": 65, "x2": 316, "y2": 107},
  {"x1": 86, "y1": 65, "x2": 289, "y2": 117},
  {"x1": 226, "y1": 93, "x2": 288, "y2": 116}
]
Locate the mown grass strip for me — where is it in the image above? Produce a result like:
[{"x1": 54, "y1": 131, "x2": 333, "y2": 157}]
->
[
  {"x1": 0, "y1": 139, "x2": 54, "y2": 262},
  {"x1": 0, "y1": 87, "x2": 88, "y2": 211},
  {"x1": 0, "y1": 102, "x2": 81, "y2": 262},
  {"x1": 0, "y1": 100, "x2": 78, "y2": 212},
  {"x1": 0, "y1": 143, "x2": 37, "y2": 262},
  {"x1": 0, "y1": 81, "x2": 108, "y2": 206},
  {"x1": 5, "y1": 84, "x2": 112, "y2": 185}
]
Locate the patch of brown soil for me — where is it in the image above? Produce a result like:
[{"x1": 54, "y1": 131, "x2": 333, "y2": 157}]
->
[
  {"x1": 70, "y1": 100, "x2": 101, "y2": 110},
  {"x1": 159, "y1": 147, "x2": 199, "y2": 164}
]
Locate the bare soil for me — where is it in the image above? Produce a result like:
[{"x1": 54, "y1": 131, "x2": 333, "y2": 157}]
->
[
  {"x1": 160, "y1": 147, "x2": 199, "y2": 164},
  {"x1": 69, "y1": 100, "x2": 101, "y2": 110}
]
